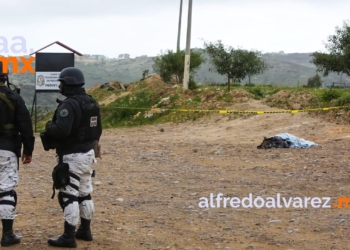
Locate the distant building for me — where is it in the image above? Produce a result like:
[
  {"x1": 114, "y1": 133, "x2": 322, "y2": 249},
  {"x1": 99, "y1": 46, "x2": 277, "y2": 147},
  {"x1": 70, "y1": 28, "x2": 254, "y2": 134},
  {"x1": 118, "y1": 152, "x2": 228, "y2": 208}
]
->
[
  {"x1": 118, "y1": 54, "x2": 130, "y2": 59},
  {"x1": 91, "y1": 54, "x2": 107, "y2": 60}
]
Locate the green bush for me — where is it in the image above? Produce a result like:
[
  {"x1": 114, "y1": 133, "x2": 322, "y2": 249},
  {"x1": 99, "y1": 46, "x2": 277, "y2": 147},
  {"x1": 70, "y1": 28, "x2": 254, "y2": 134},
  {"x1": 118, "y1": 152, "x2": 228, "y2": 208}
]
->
[
  {"x1": 245, "y1": 83, "x2": 256, "y2": 87},
  {"x1": 307, "y1": 74, "x2": 322, "y2": 88},
  {"x1": 170, "y1": 94, "x2": 180, "y2": 102},
  {"x1": 189, "y1": 79, "x2": 197, "y2": 90},
  {"x1": 321, "y1": 89, "x2": 341, "y2": 102},
  {"x1": 192, "y1": 96, "x2": 202, "y2": 103},
  {"x1": 217, "y1": 92, "x2": 233, "y2": 102},
  {"x1": 337, "y1": 94, "x2": 350, "y2": 106},
  {"x1": 246, "y1": 87, "x2": 264, "y2": 99},
  {"x1": 101, "y1": 91, "x2": 154, "y2": 127}
]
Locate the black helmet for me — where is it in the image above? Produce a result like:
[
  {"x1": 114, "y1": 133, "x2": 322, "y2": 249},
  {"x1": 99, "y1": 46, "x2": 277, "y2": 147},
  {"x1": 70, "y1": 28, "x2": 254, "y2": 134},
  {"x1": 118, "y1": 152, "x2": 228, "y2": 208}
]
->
[
  {"x1": 0, "y1": 61, "x2": 9, "y2": 76},
  {"x1": 58, "y1": 67, "x2": 85, "y2": 86}
]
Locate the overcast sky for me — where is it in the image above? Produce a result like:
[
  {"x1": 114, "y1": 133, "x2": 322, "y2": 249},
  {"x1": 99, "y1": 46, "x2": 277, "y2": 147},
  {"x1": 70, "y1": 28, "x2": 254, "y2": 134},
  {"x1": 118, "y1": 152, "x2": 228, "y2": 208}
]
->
[{"x1": 1, "y1": 0, "x2": 350, "y2": 58}]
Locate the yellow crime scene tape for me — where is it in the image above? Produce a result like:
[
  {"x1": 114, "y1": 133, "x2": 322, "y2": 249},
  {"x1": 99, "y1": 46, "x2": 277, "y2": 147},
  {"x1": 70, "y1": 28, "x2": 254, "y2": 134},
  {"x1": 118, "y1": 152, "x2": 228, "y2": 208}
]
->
[
  {"x1": 96, "y1": 105, "x2": 350, "y2": 115},
  {"x1": 34, "y1": 105, "x2": 349, "y2": 115}
]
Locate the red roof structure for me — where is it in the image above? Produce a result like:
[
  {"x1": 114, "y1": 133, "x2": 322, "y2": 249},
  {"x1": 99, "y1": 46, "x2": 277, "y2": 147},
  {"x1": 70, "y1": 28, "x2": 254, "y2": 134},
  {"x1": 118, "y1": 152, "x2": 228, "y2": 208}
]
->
[{"x1": 29, "y1": 41, "x2": 83, "y2": 56}]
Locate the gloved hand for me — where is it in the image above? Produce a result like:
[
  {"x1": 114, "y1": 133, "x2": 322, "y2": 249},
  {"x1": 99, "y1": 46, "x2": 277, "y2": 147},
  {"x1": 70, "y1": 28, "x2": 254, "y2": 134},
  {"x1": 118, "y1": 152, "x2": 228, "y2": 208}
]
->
[
  {"x1": 45, "y1": 120, "x2": 52, "y2": 130},
  {"x1": 22, "y1": 154, "x2": 32, "y2": 164}
]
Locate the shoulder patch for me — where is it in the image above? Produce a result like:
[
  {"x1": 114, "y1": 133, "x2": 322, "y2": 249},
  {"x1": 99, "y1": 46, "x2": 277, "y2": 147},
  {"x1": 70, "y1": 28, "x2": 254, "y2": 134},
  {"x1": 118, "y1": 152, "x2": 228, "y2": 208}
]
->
[
  {"x1": 59, "y1": 109, "x2": 69, "y2": 117},
  {"x1": 90, "y1": 116, "x2": 98, "y2": 127}
]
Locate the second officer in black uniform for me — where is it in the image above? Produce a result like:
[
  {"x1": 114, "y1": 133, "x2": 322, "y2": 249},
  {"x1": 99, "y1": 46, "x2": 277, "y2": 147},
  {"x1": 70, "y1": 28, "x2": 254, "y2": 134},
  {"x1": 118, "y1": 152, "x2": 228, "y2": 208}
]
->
[
  {"x1": 43, "y1": 67, "x2": 102, "y2": 248},
  {"x1": 0, "y1": 62, "x2": 35, "y2": 246}
]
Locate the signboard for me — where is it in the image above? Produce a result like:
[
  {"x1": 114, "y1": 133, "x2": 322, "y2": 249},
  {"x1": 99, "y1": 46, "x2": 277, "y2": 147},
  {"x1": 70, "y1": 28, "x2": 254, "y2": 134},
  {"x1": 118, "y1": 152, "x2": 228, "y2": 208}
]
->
[
  {"x1": 35, "y1": 71, "x2": 60, "y2": 91},
  {"x1": 30, "y1": 41, "x2": 82, "y2": 133},
  {"x1": 35, "y1": 52, "x2": 74, "y2": 92}
]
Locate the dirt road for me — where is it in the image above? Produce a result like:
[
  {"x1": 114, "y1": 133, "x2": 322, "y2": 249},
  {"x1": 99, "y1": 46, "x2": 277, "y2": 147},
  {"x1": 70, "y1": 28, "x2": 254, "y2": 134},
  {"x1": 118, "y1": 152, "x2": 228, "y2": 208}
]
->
[{"x1": 9, "y1": 100, "x2": 350, "y2": 249}]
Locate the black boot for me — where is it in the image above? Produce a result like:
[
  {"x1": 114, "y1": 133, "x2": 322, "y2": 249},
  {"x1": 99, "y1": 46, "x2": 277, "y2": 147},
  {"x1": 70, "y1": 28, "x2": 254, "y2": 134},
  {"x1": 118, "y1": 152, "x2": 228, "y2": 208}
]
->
[
  {"x1": 1, "y1": 219, "x2": 20, "y2": 247},
  {"x1": 48, "y1": 221, "x2": 77, "y2": 248},
  {"x1": 75, "y1": 218, "x2": 92, "y2": 241}
]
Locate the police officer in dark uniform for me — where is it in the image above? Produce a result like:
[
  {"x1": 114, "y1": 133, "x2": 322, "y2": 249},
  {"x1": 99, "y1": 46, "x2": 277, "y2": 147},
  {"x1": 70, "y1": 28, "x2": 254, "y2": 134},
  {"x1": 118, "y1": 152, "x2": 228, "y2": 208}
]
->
[
  {"x1": 0, "y1": 62, "x2": 35, "y2": 246},
  {"x1": 44, "y1": 67, "x2": 102, "y2": 248}
]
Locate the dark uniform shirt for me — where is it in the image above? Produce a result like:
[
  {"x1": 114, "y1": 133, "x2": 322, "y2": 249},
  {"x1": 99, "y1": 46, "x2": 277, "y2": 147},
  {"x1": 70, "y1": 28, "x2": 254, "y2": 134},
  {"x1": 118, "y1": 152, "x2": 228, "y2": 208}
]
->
[
  {"x1": 45, "y1": 88, "x2": 102, "y2": 156},
  {"x1": 0, "y1": 82, "x2": 35, "y2": 157}
]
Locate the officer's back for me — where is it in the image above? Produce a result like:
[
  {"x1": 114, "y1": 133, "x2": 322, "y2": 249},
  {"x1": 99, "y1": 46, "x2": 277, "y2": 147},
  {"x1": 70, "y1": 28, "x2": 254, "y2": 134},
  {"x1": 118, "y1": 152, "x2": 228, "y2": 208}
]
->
[
  {"x1": 0, "y1": 62, "x2": 34, "y2": 247},
  {"x1": 45, "y1": 67, "x2": 102, "y2": 156},
  {"x1": 0, "y1": 65, "x2": 34, "y2": 160}
]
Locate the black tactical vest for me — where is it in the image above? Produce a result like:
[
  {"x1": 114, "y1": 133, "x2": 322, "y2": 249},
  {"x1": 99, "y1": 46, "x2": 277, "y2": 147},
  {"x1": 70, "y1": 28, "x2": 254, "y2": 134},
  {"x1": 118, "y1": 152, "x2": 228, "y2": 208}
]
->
[
  {"x1": 0, "y1": 87, "x2": 17, "y2": 138},
  {"x1": 65, "y1": 94, "x2": 101, "y2": 144}
]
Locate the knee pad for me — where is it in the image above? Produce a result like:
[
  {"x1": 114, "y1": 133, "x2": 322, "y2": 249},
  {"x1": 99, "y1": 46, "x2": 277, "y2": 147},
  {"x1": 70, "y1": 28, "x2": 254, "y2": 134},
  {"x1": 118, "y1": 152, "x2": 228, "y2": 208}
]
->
[
  {"x1": 13, "y1": 190, "x2": 17, "y2": 207},
  {"x1": 78, "y1": 194, "x2": 92, "y2": 204},
  {"x1": 58, "y1": 192, "x2": 78, "y2": 211},
  {"x1": 78, "y1": 194, "x2": 94, "y2": 220},
  {"x1": 0, "y1": 190, "x2": 17, "y2": 207}
]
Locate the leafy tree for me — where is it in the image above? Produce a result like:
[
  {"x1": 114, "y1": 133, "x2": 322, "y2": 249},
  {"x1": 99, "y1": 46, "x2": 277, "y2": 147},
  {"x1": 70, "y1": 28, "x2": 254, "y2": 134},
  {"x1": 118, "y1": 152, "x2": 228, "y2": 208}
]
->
[
  {"x1": 245, "y1": 50, "x2": 269, "y2": 84},
  {"x1": 142, "y1": 69, "x2": 149, "y2": 80},
  {"x1": 311, "y1": 21, "x2": 350, "y2": 77},
  {"x1": 307, "y1": 74, "x2": 322, "y2": 88},
  {"x1": 152, "y1": 50, "x2": 204, "y2": 83},
  {"x1": 203, "y1": 40, "x2": 269, "y2": 91}
]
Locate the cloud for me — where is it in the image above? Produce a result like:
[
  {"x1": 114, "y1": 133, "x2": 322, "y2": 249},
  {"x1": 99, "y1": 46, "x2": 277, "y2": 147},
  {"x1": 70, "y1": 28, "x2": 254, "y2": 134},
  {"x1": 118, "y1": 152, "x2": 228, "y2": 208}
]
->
[
  {"x1": 1, "y1": 0, "x2": 350, "y2": 57},
  {"x1": 2, "y1": 0, "x2": 177, "y2": 22}
]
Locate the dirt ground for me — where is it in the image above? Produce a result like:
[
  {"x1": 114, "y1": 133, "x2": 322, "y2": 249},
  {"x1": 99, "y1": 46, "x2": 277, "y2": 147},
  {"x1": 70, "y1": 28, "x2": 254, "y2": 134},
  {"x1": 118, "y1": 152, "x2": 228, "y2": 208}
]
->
[{"x1": 9, "y1": 100, "x2": 350, "y2": 250}]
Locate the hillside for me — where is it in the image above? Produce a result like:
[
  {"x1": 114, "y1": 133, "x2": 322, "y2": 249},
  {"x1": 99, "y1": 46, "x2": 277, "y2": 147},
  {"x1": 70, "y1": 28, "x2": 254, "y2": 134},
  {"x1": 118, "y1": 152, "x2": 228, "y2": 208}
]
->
[
  {"x1": 194, "y1": 52, "x2": 344, "y2": 86},
  {"x1": 33, "y1": 74, "x2": 350, "y2": 132},
  {"x1": 11, "y1": 52, "x2": 347, "y2": 108}
]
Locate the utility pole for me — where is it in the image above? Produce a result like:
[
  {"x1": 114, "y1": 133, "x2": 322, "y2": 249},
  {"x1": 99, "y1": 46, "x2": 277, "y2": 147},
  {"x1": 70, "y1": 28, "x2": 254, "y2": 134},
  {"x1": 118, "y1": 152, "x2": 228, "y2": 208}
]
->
[
  {"x1": 177, "y1": 0, "x2": 183, "y2": 52},
  {"x1": 183, "y1": 0, "x2": 193, "y2": 91}
]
